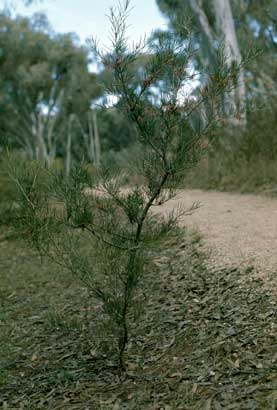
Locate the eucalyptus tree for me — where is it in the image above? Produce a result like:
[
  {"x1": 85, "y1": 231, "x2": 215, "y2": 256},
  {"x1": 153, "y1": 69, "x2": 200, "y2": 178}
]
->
[
  {"x1": 156, "y1": 0, "x2": 277, "y2": 124},
  {"x1": 0, "y1": 12, "x2": 103, "y2": 163}
]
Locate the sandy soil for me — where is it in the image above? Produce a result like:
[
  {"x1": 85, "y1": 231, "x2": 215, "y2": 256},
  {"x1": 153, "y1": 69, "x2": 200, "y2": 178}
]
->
[{"x1": 158, "y1": 190, "x2": 277, "y2": 281}]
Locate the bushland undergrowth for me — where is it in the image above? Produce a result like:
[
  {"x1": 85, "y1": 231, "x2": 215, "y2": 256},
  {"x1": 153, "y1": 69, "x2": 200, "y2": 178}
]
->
[{"x1": 184, "y1": 98, "x2": 277, "y2": 194}]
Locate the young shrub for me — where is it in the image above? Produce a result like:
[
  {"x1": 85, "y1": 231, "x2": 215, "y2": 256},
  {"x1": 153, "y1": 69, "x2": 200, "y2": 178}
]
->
[{"x1": 10, "y1": 1, "x2": 248, "y2": 371}]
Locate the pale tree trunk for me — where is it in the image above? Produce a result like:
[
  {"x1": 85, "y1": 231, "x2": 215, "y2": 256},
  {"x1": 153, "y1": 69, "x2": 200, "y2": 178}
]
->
[
  {"x1": 188, "y1": 0, "x2": 216, "y2": 71},
  {"x1": 188, "y1": 0, "x2": 246, "y2": 126},
  {"x1": 87, "y1": 111, "x2": 96, "y2": 164},
  {"x1": 66, "y1": 113, "x2": 75, "y2": 176},
  {"x1": 26, "y1": 87, "x2": 64, "y2": 165},
  {"x1": 75, "y1": 115, "x2": 95, "y2": 164},
  {"x1": 31, "y1": 113, "x2": 49, "y2": 165},
  {"x1": 188, "y1": 0, "x2": 214, "y2": 47},
  {"x1": 46, "y1": 88, "x2": 64, "y2": 163},
  {"x1": 92, "y1": 110, "x2": 101, "y2": 167},
  {"x1": 213, "y1": 0, "x2": 246, "y2": 125},
  {"x1": 75, "y1": 111, "x2": 101, "y2": 167}
]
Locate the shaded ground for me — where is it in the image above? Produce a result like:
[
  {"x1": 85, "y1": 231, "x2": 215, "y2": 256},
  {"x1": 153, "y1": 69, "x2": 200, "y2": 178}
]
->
[
  {"x1": 157, "y1": 189, "x2": 277, "y2": 285},
  {"x1": 1, "y1": 229, "x2": 276, "y2": 409}
]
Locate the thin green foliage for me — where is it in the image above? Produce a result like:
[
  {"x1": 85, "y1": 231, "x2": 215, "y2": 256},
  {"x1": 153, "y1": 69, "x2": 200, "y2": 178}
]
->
[{"x1": 9, "y1": 0, "x2": 251, "y2": 371}]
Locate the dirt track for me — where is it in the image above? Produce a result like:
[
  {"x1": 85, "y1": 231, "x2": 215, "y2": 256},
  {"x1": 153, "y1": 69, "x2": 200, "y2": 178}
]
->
[{"x1": 158, "y1": 190, "x2": 277, "y2": 281}]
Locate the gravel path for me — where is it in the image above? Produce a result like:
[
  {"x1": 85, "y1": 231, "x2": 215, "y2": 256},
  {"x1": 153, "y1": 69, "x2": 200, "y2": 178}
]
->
[{"x1": 158, "y1": 190, "x2": 277, "y2": 281}]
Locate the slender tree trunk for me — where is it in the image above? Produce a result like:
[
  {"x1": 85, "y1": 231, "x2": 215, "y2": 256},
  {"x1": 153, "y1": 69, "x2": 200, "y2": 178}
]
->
[
  {"x1": 92, "y1": 110, "x2": 101, "y2": 166},
  {"x1": 35, "y1": 114, "x2": 50, "y2": 166},
  {"x1": 87, "y1": 111, "x2": 96, "y2": 164},
  {"x1": 213, "y1": 0, "x2": 246, "y2": 125},
  {"x1": 189, "y1": 0, "x2": 214, "y2": 46},
  {"x1": 46, "y1": 89, "x2": 64, "y2": 165},
  {"x1": 188, "y1": 0, "x2": 246, "y2": 126},
  {"x1": 28, "y1": 88, "x2": 64, "y2": 165},
  {"x1": 66, "y1": 114, "x2": 74, "y2": 176}
]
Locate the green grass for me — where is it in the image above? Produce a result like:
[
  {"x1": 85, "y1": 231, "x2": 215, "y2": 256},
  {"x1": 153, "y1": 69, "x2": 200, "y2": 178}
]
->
[{"x1": 1, "y1": 232, "x2": 277, "y2": 409}]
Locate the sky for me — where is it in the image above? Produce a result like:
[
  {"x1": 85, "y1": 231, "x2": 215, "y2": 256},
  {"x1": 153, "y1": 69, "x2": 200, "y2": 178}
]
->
[{"x1": 1, "y1": 0, "x2": 168, "y2": 46}]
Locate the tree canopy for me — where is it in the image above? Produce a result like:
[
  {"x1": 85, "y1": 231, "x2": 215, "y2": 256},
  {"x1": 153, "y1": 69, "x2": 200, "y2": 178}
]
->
[
  {"x1": 156, "y1": 0, "x2": 277, "y2": 110},
  {"x1": 0, "y1": 12, "x2": 103, "y2": 152}
]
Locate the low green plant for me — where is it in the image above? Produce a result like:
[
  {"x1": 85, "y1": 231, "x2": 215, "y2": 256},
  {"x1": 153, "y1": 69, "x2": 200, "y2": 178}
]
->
[
  {"x1": 0, "y1": 154, "x2": 19, "y2": 229},
  {"x1": 9, "y1": 0, "x2": 250, "y2": 371}
]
